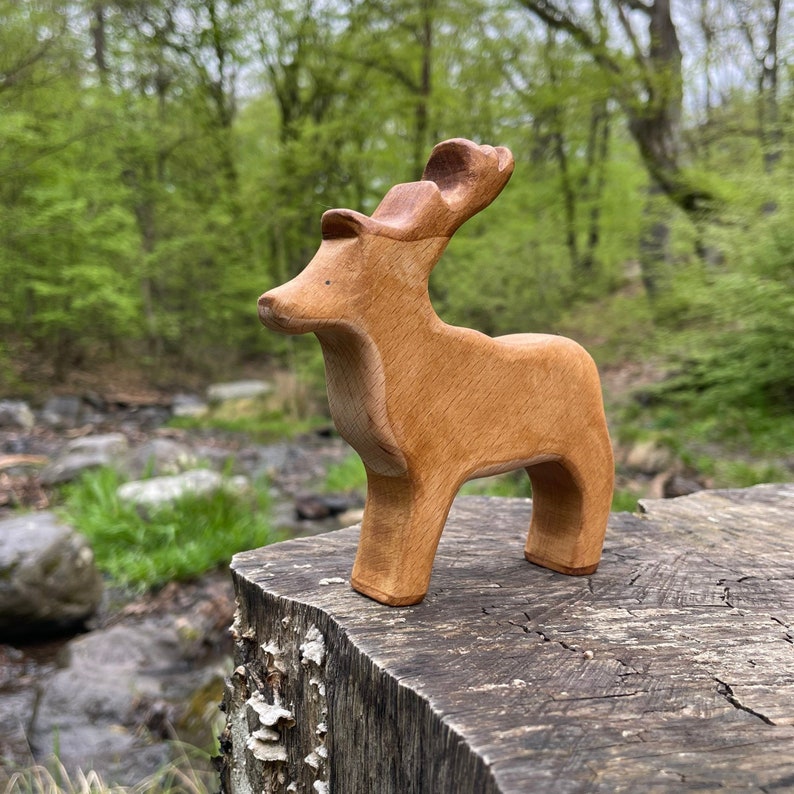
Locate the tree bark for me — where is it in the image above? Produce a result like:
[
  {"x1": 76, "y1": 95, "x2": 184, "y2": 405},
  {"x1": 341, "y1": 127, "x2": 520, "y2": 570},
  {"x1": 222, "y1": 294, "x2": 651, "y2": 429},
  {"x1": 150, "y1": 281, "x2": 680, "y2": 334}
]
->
[
  {"x1": 734, "y1": 0, "x2": 783, "y2": 175},
  {"x1": 516, "y1": 0, "x2": 716, "y2": 216},
  {"x1": 90, "y1": 2, "x2": 108, "y2": 81},
  {"x1": 580, "y1": 101, "x2": 610, "y2": 273},
  {"x1": 412, "y1": 0, "x2": 434, "y2": 179}
]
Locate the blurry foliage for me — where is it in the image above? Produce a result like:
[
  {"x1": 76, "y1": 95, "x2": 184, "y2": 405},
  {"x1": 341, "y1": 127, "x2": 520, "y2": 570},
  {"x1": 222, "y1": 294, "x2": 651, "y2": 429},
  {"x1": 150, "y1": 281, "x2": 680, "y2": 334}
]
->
[
  {"x1": 0, "y1": 0, "x2": 791, "y2": 470},
  {"x1": 169, "y1": 389, "x2": 326, "y2": 438},
  {"x1": 322, "y1": 452, "x2": 367, "y2": 494},
  {"x1": 650, "y1": 185, "x2": 794, "y2": 430},
  {"x1": 0, "y1": 0, "x2": 645, "y2": 387}
]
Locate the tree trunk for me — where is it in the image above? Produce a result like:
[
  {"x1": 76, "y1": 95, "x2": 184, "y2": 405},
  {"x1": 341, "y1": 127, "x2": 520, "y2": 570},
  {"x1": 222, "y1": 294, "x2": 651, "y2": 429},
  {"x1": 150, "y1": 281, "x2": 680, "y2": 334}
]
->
[
  {"x1": 90, "y1": 2, "x2": 108, "y2": 82},
  {"x1": 412, "y1": 0, "x2": 434, "y2": 179},
  {"x1": 516, "y1": 0, "x2": 716, "y2": 216},
  {"x1": 579, "y1": 102, "x2": 610, "y2": 273}
]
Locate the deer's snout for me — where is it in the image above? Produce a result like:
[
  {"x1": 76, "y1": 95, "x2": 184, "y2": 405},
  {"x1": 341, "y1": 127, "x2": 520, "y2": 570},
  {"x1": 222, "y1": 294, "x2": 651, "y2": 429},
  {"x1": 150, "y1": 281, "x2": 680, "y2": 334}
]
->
[
  {"x1": 258, "y1": 289, "x2": 305, "y2": 334},
  {"x1": 258, "y1": 291, "x2": 287, "y2": 330},
  {"x1": 257, "y1": 292, "x2": 273, "y2": 325}
]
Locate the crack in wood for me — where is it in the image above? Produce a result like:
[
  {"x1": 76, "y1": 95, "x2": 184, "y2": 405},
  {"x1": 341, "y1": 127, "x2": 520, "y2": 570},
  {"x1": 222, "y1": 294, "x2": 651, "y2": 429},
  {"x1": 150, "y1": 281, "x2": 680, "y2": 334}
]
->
[
  {"x1": 714, "y1": 678, "x2": 776, "y2": 726},
  {"x1": 508, "y1": 616, "x2": 586, "y2": 655},
  {"x1": 770, "y1": 616, "x2": 793, "y2": 643},
  {"x1": 531, "y1": 626, "x2": 577, "y2": 653},
  {"x1": 614, "y1": 656, "x2": 643, "y2": 677},
  {"x1": 553, "y1": 691, "x2": 642, "y2": 702}
]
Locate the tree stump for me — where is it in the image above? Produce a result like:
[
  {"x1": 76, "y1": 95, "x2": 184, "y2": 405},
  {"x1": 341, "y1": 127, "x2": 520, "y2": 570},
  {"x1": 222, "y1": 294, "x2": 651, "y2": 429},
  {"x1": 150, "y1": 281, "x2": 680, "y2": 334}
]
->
[{"x1": 218, "y1": 484, "x2": 794, "y2": 793}]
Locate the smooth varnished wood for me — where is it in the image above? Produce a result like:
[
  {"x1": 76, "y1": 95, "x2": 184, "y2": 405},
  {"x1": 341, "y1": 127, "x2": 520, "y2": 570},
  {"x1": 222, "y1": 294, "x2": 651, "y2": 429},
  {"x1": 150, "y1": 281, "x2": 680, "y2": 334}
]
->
[
  {"x1": 218, "y1": 485, "x2": 794, "y2": 793},
  {"x1": 258, "y1": 138, "x2": 613, "y2": 605}
]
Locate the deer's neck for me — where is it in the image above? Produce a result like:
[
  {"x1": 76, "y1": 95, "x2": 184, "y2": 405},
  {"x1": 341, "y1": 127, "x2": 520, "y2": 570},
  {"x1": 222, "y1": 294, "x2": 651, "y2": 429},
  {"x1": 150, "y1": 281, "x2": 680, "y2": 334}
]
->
[
  {"x1": 314, "y1": 285, "x2": 446, "y2": 476},
  {"x1": 316, "y1": 327, "x2": 408, "y2": 477}
]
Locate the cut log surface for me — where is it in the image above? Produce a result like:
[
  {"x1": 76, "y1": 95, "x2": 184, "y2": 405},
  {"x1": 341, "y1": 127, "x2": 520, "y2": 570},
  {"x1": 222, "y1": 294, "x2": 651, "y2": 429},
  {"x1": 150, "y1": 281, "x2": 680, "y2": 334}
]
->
[{"x1": 219, "y1": 484, "x2": 794, "y2": 793}]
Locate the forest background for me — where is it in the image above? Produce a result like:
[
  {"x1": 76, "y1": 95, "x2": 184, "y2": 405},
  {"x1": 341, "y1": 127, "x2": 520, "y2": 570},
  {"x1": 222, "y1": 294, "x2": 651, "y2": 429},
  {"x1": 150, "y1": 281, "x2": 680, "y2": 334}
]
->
[{"x1": 1, "y1": 0, "x2": 792, "y2": 482}]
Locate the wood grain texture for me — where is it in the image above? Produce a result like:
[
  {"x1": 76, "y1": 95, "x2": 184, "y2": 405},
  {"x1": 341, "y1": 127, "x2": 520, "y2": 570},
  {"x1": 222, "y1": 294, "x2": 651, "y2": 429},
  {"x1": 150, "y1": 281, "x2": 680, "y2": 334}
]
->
[
  {"x1": 218, "y1": 484, "x2": 794, "y2": 793},
  {"x1": 258, "y1": 138, "x2": 613, "y2": 605}
]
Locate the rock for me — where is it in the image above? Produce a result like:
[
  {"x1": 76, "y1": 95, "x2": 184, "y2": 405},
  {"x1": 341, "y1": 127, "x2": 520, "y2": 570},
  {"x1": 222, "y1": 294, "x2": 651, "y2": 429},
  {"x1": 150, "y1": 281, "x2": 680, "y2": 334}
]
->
[
  {"x1": 0, "y1": 400, "x2": 34, "y2": 431},
  {"x1": 294, "y1": 493, "x2": 351, "y2": 520},
  {"x1": 294, "y1": 494, "x2": 332, "y2": 520},
  {"x1": 0, "y1": 571, "x2": 235, "y2": 779},
  {"x1": 30, "y1": 622, "x2": 191, "y2": 786},
  {"x1": 241, "y1": 443, "x2": 291, "y2": 480},
  {"x1": 207, "y1": 380, "x2": 271, "y2": 403},
  {"x1": 26, "y1": 569, "x2": 236, "y2": 786},
  {"x1": 0, "y1": 512, "x2": 103, "y2": 638},
  {"x1": 171, "y1": 392, "x2": 209, "y2": 418},
  {"x1": 116, "y1": 469, "x2": 247, "y2": 510},
  {"x1": 40, "y1": 452, "x2": 109, "y2": 486},
  {"x1": 192, "y1": 443, "x2": 237, "y2": 473},
  {"x1": 120, "y1": 438, "x2": 198, "y2": 479},
  {"x1": 120, "y1": 405, "x2": 171, "y2": 431},
  {"x1": 65, "y1": 434, "x2": 129, "y2": 459},
  {"x1": 40, "y1": 395, "x2": 83, "y2": 429},
  {"x1": 337, "y1": 507, "x2": 365, "y2": 526},
  {"x1": 40, "y1": 432, "x2": 129, "y2": 485},
  {"x1": 322, "y1": 494, "x2": 352, "y2": 515},
  {"x1": 663, "y1": 473, "x2": 706, "y2": 498},
  {"x1": 1, "y1": 436, "x2": 31, "y2": 455},
  {"x1": 623, "y1": 440, "x2": 675, "y2": 475},
  {"x1": 0, "y1": 646, "x2": 40, "y2": 767}
]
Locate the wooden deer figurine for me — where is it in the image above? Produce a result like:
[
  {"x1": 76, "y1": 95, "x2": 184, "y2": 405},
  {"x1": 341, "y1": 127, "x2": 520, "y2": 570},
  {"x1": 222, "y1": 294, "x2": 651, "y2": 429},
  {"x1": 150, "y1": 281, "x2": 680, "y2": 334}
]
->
[{"x1": 258, "y1": 138, "x2": 614, "y2": 606}]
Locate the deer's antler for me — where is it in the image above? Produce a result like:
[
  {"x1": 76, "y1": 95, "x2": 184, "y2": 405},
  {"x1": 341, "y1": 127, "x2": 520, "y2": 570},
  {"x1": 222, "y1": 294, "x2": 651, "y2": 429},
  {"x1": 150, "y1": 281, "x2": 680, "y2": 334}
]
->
[
  {"x1": 321, "y1": 139, "x2": 515, "y2": 242},
  {"x1": 421, "y1": 138, "x2": 514, "y2": 225}
]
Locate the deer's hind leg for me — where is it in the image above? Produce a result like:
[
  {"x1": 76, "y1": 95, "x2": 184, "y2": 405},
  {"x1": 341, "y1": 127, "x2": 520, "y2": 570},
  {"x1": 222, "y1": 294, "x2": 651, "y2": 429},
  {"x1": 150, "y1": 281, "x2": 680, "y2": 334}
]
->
[
  {"x1": 351, "y1": 468, "x2": 457, "y2": 606},
  {"x1": 524, "y1": 451, "x2": 613, "y2": 575}
]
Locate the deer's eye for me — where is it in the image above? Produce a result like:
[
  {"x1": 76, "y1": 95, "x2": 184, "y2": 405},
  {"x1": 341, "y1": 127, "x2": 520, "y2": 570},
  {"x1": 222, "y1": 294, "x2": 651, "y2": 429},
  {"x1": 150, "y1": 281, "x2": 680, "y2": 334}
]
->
[{"x1": 325, "y1": 280, "x2": 331, "y2": 285}]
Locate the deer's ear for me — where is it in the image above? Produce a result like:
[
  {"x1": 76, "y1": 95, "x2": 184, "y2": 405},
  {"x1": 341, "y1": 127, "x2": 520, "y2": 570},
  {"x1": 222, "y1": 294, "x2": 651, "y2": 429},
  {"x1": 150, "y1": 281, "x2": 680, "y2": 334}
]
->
[{"x1": 321, "y1": 209, "x2": 373, "y2": 240}]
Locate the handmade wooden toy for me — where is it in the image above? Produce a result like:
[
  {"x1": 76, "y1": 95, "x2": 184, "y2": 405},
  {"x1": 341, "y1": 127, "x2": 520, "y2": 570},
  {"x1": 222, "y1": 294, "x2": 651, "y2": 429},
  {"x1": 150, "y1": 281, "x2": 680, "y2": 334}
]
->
[{"x1": 258, "y1": 138, "x2": 614, "y2": 606}]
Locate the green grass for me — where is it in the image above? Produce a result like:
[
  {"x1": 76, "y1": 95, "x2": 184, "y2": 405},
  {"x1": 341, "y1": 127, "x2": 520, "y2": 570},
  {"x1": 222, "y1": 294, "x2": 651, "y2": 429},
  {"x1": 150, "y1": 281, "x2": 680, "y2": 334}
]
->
[
  {"x1": 459, "y1": 471, "x2": 533, "y2": 498},
  {"x1": 462, "y1": 473, "x2": 639, "y2": 512},
  {"x1": 59, "y1": 467, "x2": 277, "y2": 591},
  {"x1": 611, "y1": 489, "x2": 641, "y2": 513},
  {"x1": 168, "y1": 407, "x2": 325, "y2": 442},
  {"x1": 688, "y1": 455, "x2": 789, "y2": 489},
  {"x1": 321, "y1": 454, "x2": 536, "y2": 498},
  {"x1": 322, "y1": 453, "x2": 367, "y2": 493}
]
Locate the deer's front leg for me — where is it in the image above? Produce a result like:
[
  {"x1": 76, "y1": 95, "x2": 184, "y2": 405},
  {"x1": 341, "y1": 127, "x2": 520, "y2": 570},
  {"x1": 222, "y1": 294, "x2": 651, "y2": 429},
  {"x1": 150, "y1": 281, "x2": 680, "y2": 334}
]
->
[{"x1": 351, "y1": 468, "x2": 457, "y2": 606}]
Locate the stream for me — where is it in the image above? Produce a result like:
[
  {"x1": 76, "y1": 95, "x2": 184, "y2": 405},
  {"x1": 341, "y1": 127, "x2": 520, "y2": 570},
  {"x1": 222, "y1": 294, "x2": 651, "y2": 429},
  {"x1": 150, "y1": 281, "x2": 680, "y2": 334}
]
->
[{"x1": 0, "y1": 389, "x2": 361, "y2": 788}]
